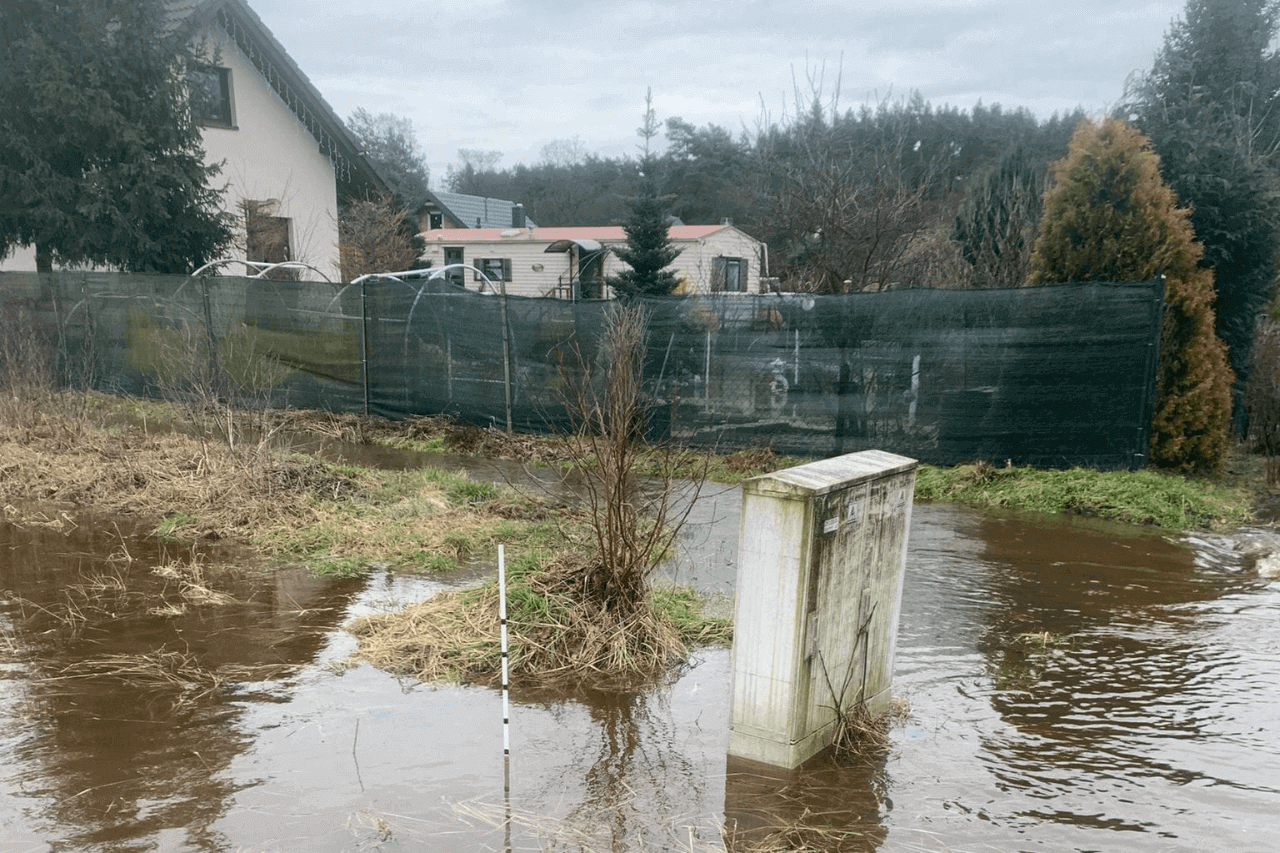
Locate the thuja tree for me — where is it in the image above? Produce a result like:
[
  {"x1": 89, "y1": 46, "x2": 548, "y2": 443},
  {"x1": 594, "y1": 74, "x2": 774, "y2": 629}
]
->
[
  {"x1": 1029, "y1": 117, "x2": 1234, "y2": 474},
  {"x1": 0, "y1": 0, "x2": 232, "y2": 272},
  {"x1": 609, "y1": 92, "x2": 680, "y2": 299}
]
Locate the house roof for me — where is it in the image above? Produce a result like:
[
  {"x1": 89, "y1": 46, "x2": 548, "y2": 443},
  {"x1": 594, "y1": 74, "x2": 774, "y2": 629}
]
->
[
  {"x1": 418, "y1": 224, "x2": 746, "y2": 244},
  {"x1": 163, "y1": 0, "x2": 386, "y2": 200},
  {"x1": 420, "y1": 190, "x2": 536, "y2": 229}
]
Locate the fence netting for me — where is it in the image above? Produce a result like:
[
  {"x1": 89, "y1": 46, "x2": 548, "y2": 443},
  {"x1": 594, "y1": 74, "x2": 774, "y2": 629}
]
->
[{"x1": 0, "y1": 271, "x2": 1164, "y2": 469}]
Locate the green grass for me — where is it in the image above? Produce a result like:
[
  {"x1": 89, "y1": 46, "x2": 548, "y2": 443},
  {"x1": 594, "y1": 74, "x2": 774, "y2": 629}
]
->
[
  {"x1": 651, "y1": 585, "x2": 733, "y2": 645},
  {"x1": 153, "y1": 512, "x2": 199, "y2": 541},
  {"x1": 913, "y1": 462, "x2": 1251, "y2": 530}
]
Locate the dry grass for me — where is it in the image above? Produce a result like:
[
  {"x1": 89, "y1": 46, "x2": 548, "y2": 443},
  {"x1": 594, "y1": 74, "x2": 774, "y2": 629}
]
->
[
  {"x1": 832, "y1": 697, "x2": 911, "y2": 759},
  {"x1": 153, "y1": 559, "x2": 238, "y2": 606},
  {"x1": 0, "y1": 419, "x2": 347, "y2": 540},
  {"x1": 43, "y1": 650, "x2": 289, "y2": 711},
  {"x1": 347, "y1": 551, "x2": 688, "y2": 686}
]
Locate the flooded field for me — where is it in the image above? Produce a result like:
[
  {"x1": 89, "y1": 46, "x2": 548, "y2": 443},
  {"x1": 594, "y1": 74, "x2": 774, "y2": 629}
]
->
[{"x1": 2, "y1": 479, "x2": 1278, "y2": 852}]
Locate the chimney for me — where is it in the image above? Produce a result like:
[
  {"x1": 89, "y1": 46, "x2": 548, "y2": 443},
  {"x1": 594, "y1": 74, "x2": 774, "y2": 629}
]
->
[{"x1": 512, "y1": 204, "x2": 526, "y2": 228}]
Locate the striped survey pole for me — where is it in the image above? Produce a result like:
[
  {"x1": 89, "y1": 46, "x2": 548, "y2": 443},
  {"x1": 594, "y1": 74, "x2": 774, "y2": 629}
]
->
[
  {"x1": 498, "y1": 544, "x2": 512, "y2": 852},
  {"x1": 498, "y1": 545, "x2": 511, "y2": 774}
]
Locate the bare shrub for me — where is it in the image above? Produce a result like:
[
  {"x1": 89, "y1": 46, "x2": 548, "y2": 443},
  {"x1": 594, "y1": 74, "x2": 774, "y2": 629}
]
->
[
  {"x1": 557, "y1": 303, "x2": 707, "y2": 621},
  {"x1": 0, "y1": 300, "x2": 91, "y2": 439},
  {"x1": 339, "y1": 192, "x2": 422, "y2": 281}
]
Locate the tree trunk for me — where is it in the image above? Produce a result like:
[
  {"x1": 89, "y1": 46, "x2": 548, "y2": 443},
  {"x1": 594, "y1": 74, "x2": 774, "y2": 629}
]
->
[{"x1": 35, "y1": 244, "x2": 52, "y2": 273}]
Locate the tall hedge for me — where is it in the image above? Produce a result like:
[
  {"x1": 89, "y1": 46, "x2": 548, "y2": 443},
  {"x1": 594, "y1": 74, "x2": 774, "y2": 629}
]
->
[{"x1": 1029, "y1": 117, "x2": 1233, "y2": 474}]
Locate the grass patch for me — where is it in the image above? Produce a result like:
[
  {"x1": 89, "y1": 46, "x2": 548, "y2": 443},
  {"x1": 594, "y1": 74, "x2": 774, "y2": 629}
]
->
[
  {"x1": 651, "y1": 585, "x2": 733, "y2": 645},
  {"x1": 153, "y1": 512, "x2": 199, "y2": 541},
  {"x1": 252, "y1": 465, "x2": 573, "y2": 575},
  {"x1": 914, "y1": 461, "x2": 1251, "y2": 530},
  {"x1": 346, "y1": 550, "x2": 728, "y2": 686}
]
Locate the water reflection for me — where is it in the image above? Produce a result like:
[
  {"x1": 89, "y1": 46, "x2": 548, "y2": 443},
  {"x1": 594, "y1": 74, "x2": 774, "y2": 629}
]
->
[{"x1": 0, "y1": 513, "x2": 364, "y2": 852}]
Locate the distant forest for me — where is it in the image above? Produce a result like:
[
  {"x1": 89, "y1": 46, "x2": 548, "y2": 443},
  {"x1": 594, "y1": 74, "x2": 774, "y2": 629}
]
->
[{"x1": 441, "y1": 94, "x2": 1086, "y2": 292}]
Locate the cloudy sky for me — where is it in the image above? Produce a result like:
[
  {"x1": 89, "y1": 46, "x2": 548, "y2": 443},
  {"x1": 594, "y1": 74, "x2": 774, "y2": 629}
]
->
[{"x1": 249, "y1": 0, "x2": 1189, "y2": 185}]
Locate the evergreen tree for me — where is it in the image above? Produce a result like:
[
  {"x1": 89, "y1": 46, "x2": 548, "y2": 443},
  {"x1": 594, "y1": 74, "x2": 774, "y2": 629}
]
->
[
  {"x1": 608, "y1": 160, "x2": 680, "y2": 299},
  {"x1": 953, "y1": 146, "x2": 1046, "y2": 287},
  {"x1": 609, "y1": 91, "x2": 679, "y2": 299},
  {"x1": 1029, "y1": 117, "x2": 1234, "y2": 474},
  {"x1": 1124, "y1": 0, "x2": 1280, "y2": 425},
  {"x1": 0, "y1": 0, "x2": 232, "y2": 273}
]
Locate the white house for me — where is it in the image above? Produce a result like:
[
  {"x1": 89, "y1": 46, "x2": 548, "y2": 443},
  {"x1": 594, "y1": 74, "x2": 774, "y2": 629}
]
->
[
  {"x1": 419, "y1": 224, "x2": 767, "y2": 298},
  {"x1": 1, "y1": 0, "x2": 383, "y2": 279}
]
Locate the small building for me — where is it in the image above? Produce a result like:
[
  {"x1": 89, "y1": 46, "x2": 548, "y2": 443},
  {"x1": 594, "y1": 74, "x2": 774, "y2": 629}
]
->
[
  {"x1": 415, "y1": 190, "x2": 536, "y2": 231},
  {"x1": 418, "y1": 224, "x2": 766, "y2": 298}
]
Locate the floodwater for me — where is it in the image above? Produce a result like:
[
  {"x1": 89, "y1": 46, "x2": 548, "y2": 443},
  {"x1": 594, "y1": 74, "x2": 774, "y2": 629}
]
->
[{"x1": 2, "y1": 474, "x2": 1279, "y2": 851}]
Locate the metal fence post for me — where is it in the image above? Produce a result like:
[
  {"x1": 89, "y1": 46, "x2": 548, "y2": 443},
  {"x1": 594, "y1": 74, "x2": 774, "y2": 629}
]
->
[
  {"x1": 200, "y1": 276, "x2": 220, "y2": 389},
  {"x1": 360, "y1": 277, "x2": 371, "y2": 416}
]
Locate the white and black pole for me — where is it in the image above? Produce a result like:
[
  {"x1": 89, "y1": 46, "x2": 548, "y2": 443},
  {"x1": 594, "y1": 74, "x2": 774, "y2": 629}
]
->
[{"x1": 498, "y1": 544, "x2": 512, "y2": 851}]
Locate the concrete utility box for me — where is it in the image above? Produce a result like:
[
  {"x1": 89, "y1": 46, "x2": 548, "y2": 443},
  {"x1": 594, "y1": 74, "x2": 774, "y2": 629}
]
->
[{"x1": 728, "y1": 450, "x2": 916, "y2": 769}]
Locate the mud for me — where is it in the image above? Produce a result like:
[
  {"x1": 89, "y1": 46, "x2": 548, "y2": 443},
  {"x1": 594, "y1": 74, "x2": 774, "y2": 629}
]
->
[{"x1": 2, "y1": 478, "x2": 1278, "y2": 851}]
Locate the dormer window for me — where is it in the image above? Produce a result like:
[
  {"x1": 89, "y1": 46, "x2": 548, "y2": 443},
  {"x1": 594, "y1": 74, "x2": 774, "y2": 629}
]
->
[{"x1": 188, "y1": 65, "x2": 234, "y2": 128}]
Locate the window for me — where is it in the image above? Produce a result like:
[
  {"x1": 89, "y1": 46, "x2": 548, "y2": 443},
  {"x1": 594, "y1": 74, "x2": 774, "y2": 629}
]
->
[
  {"x1": 474, "y1": 258, "x2": 512, "y2": 283},
  {"x1": 243, "y1": 200, "x2": 294, "y2": 279},
  {"x1": 714, "y1": 256, "x2": 747, "y2": 292},
  {"x1": 188, "y1": 65, "x2": 234, "y2": 128},
  {"x1": 443, "y1": 247, "x2": 464, "y2": 285}
]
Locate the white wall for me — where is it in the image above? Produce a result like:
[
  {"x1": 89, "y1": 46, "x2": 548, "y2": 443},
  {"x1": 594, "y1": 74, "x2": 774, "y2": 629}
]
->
[{"x1": 198, "y1": 28, "x2": 340, "y2": 279}]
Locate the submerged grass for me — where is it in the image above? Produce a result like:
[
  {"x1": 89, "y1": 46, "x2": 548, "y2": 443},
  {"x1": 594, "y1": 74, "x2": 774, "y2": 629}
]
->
[{"x1": 914, "y1": 461, "x2": 1252, "y2": 530}]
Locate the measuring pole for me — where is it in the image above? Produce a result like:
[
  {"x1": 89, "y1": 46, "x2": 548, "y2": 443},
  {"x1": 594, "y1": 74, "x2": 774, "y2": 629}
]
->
[
  {"x1": 498, "y1": 544, "x2": 512, "y2": 850},
  {"x1": 499, "y1": 544, "x2": 510, "y2": 761}
]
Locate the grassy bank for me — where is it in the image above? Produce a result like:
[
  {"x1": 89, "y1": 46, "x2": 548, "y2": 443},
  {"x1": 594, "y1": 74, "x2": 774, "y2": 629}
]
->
[{"x1": 914, "y1": 460, "x2": 1253, "y2": 530}]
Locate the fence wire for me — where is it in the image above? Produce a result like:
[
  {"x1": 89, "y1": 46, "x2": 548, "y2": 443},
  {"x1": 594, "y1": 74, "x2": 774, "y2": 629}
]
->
[{"x1": 0, "y1": 271, "x2": 1163, "y2": 469}]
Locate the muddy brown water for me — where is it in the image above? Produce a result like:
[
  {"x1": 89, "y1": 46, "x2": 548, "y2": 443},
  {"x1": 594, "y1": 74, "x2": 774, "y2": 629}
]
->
[{"x1": 2, "y1": 459, "x2": 1279, "y2": 851}]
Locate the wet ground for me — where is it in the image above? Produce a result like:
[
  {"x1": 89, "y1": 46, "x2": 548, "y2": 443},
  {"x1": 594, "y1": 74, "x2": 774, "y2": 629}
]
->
[{"x1": 2, "y1": 459, "x2": 1279, "y2": 852}]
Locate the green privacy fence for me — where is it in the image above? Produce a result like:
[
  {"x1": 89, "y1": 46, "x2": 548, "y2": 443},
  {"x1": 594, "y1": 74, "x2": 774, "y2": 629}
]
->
[{"x1": 0, "y1": 271, "x2": 1164, "y2": 469}]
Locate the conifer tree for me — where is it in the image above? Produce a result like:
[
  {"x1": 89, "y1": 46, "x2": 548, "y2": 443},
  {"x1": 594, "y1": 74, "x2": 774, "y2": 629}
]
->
[
  {"x1": 608, "y1": 90, "x2": 680, "y2": 300},
  {"x1": 1029, "y1": 117, "x2": 1234, "y2": 473}
]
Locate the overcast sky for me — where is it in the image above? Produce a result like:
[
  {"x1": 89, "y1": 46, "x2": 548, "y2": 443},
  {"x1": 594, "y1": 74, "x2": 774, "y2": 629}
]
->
[{"x1": 249, "y1": 0, "x2": 1189, "y2": 185}]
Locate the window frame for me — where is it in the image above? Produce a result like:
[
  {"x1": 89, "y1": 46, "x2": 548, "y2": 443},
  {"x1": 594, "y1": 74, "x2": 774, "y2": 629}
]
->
[
  {"x1": 714, "y1": 255, "x2": 747, "y2": 293},
  {"x1": 188, "y1": 65, "x2": 235, "y2": 129}
]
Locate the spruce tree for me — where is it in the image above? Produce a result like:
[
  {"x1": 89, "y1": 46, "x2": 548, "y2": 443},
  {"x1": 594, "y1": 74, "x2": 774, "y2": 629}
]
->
[
  {"x1": 1029, "y1": 117, "x2": 1234, "y2": 474},
  {"x1": 608, "y1": 90, "x2": 680, "y2": 300},
  {"x1": 0, "y1": 0, "x2": 232, "y2": 273},
  {"x1": 608, "y1": 157, "x2": 680, "y2": 299}
]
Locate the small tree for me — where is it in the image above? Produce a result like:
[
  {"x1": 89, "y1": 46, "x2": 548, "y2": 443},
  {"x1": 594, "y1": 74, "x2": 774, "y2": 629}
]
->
[
  {"x1": 609, "y1": 90, "x2": 680, "y2": 299},
  {"x1": 1029, "y1": 116, "x2": 1234, "y2": 474}
]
